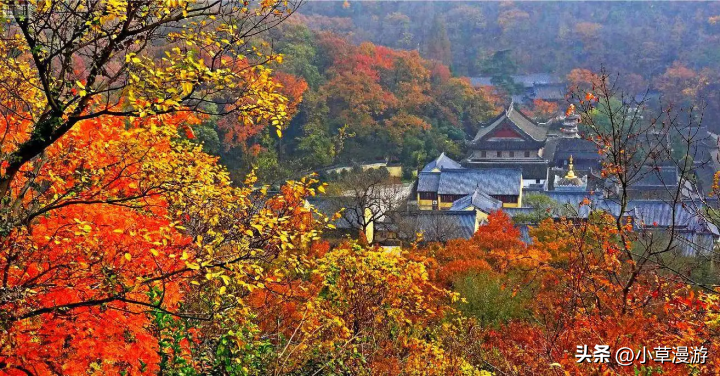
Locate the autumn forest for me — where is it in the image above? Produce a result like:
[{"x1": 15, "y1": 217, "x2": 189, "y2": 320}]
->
[{"x1": 2, "y1": 1, "x2": 720, "y2": 375}]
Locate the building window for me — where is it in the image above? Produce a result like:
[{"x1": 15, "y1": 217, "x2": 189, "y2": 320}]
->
[
  {"x1": 525, "y1": 151, "x2": 531, "y2": 158},
  {"x1": 496, "y1": 151, "x2": 502, "y2": 158},
  {"x1": 419, "y1": 192, "x2": 437, "y2": 201},
  {"x1": 481, "y1": 151, "x2": 486, "y2": 158},
  {"x1": 440, "y1": 194, "x2": 464, "y2": 203},
  {"x1": 509, "y1": 151, "x2": 514, "y2": 158},
  {"x1": 536, "y1": 179, "x2": 541, "y2": 184}
]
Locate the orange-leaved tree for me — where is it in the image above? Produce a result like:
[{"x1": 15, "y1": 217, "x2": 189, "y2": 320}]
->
[
  {"x1": 480, "y1": 213, "x2": 720, "y2": 375},
  {"x1": 429, "y1": 211, "x2": 548, "y2": 287},
  {"x1": 0, "y1": 108, "x2": 330, "y2": 374},
  {"x1": 0, "y1": 0, "x2": 301, "y2": 200},
  {"x1": 0, "y1": 0, "x2": 321, "y2": 373},
  {"x1": 241, "y1": 241, "x2": 487, "y2": 375},
  {"x1": 419, "y1": 208, "x2": 720, "y2": 375}
]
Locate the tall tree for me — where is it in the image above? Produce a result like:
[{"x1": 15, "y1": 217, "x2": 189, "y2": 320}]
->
[
  {"x1": 426, "y1": 15, "x2": 452, "y2": 66},
  {"x1": 0, "y1": 0, "x2": 300, "y2": 202}
]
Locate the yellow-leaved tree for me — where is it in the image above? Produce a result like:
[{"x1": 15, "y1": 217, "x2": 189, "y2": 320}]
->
[
  {"x1": 0, "y1": 0, "x2": 299, "y2": 202},
  {"x1": 0, "y1": 1, "x2": 493, "y2": 374}
]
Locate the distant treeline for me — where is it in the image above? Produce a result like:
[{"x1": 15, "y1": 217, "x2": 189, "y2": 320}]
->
[{"x1": 212, "y1": 20, "x2": 502, "y2": 184}]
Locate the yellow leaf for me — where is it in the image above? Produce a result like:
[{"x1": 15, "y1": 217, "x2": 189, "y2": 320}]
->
[
  {"x1": 124, "y1": 253, "x2": 132, "y2": 261},
  {"x1": 181, "y1": 82, "x2": 193, "y2": 94}
]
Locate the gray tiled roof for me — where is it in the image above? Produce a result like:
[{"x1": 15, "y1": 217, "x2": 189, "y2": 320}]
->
[
  {"x1": 463, "y1": 159, "x2": 549, "y2": 180},
  {"x1": 438, "y1": 168, "x2": 522, "y2": 196},
  {"x1": 472, "y1": 106, "x2": 549, "y2": 143},
  {"x1": 512, "y1": 74, "x2": 563, "y2": 88},
  {"x1": 469, "y1": 74, "x2": 562, "y2": 89},
  {"x1": 632, "y1": 166, "x2": 679, "y2": 188},
  {"x1": 421, "y1": 152, "x2": 463, "y2": 172},
  {"x1": 531, "y1": 84, "x2": 567, "y2": 101},
  {"x1": 407, "y1": 211, "x2": 478, "y2": 240},
  {"x1": 306, "y1": 197, "x2": 360, "y2": 230},
  {"x1": 544, "y1": 137, "x2": 601, "y2": 169},
  {"x1": 450, "y1": 188, "x2": 503, "y2": 213},
  {"x1": 417, "y1": 172, "x2": 441, "y2": 192},
  {"x1": 469, "y1": 77, "x2": 493, "y2": 86},
  {"x1": 503, "y1": 207, "x2": 535, "y2": 217},
  {"x1": 506, "y1": 188, "x2": 719, "y2": 255},
  {"x1": 599, "y1": 200, "x2": 712, "y2": 232}
]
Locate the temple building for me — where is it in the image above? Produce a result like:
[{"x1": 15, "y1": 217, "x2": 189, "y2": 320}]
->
[
  {"x1": 416, "y1": 154, "x2": 523, "y2": 210},
  {"x1": 464, "y1": 103, "x2": 550, "y2": 188},
  {"x1": 403, "y1": 103, "x2": 719, "y2": 253},
  {"x1": 543, "y1": 105, "x2": 602, "y2": 171},
  {"x1": 469, "y1": 74, "x2": 566, "y2": 104}
]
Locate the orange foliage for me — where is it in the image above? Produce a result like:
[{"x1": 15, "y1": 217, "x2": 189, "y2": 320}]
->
[
  {"x1": 419, "y1": 208, "x2": 720, "y2": 374},
  {"x1": 431, "y1": 211, "x2": 548, "y2": 286},
  {"x1": 218, "y1": 70, "x2": 307, "y2": 149},
  {"x1": 529, "y1": 99, "x2": 559, "y2": 121},
  {"x1": 655, "y1": 62, "x2": 700, "y2": 105},
  {"x1": 0, "y1": 106, "x2": 324, "y2": 374},
  {"x1": 567, "y1": 68, "x2": 603, "y2": 90},
  {"x1": 0, "y1": 114, "x2": 196, "y2": 375},
  {"x1": 477, "y1": 214, "x2": 720, "y2": 375}
]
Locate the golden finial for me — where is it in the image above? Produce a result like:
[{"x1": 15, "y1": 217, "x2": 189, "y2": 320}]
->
[{"x1": 565, "y1": 155, "x2": 577, "y2": 179}]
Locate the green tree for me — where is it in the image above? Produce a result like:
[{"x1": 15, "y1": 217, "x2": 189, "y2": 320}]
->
[
  {"x1": 426, "y1": 15, "x2": 452, "y2": 66},
  {"x1": 478, "y1": 50, "x2": 524, "y2": 95}
]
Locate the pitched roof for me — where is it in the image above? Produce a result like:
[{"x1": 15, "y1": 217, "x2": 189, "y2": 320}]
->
[
  {"x1": 400, "y1": 211, "x2": 478, "y2": 240},
  {"x1": 472, "y1": 106, "x2": 549, "y2": 144},
  {"x1": 531, "y1": 83, "x2": 567, "y2": 101},
  {"x1": 469, "y1": 77, "x2": 493, "y2": 86},
  {"x1": 437, "y1": 168, "x2": 522, "y2": 196},
  {"x1": 421, "y1": 152, "x2": 463, "y2": 172},
  {"x1": 450, "y1": 188, "x2": 503, "y2": 213},
  {"x1": 306, "y1": 197, "x2": 360, "y2": 230},
  {"x1": 598, "y1": 200, "x2": 717, "y2": 233},
  {"x1": 632, "y1": 165, "x2": 680, "y2": 188},
  {"x1": 417, "y1": 172, "x2": 441, "y2": 192},
  {"x1": 544, "y1": 137, "x2": 601, "y2": 168},
  {"x1": 463, "y1": 159, "x2": 549, "y2": 180},
  {"x1": 512, "y1": 74, "x2": 563, "y2": 88},
  {"x1": 469, "y1": 74, "x2": 562, "y2": 89}
]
